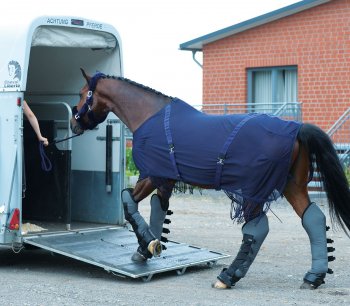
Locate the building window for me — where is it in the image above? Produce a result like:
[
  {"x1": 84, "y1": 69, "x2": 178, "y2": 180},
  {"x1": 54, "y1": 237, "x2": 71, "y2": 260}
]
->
[{"x1": 247, "y1": 66, "x2": 298, "y2": 112}]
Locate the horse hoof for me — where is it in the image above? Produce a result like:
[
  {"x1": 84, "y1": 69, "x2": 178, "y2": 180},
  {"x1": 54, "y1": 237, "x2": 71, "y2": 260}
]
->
[
  {"x1": 131, "y1": 252, "x2": 147, "y2": 262},
  {"x1": 212, "y1": 280, "x2": 230, "y2": 289},
  {"x1": 300, "y1": 282, "x2": 316, "y2": 290},
  {"x1": 148, "y1": 239, "x2": 162, "y2": 257}
]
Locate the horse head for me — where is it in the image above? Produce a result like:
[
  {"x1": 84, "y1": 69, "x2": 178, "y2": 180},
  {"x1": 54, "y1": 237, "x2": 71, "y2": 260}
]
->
[
  {"x1": 70, "y1": 68, "x2": 109, "y2": 135},
  {"x1": 71, "y1": 68, "x2": 173, "y2": 135}
]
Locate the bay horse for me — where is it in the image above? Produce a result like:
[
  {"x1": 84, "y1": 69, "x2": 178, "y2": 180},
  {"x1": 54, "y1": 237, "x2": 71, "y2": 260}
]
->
[{"x1": 70, "y1": 69, "x2": 350, "y2": 289}]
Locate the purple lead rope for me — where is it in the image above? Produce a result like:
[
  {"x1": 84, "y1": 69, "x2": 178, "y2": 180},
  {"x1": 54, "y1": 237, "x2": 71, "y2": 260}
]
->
[
  {"x1": 39, "y1": 142, "x2": 52, "y2": 172},
  {"x1": 38, "y1": 134, "x2": 80, "y2": 172}
]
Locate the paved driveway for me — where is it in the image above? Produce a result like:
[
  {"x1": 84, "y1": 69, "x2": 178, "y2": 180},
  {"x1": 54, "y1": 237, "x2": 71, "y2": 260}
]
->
[{"x1": 0, "y1": 191, "x2": 349, "y2": 305}]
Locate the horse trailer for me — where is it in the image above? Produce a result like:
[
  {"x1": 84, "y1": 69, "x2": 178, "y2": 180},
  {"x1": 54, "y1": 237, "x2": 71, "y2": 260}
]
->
[{"x1": 0, "y1": 15, "x2": 228, "y2": 281}]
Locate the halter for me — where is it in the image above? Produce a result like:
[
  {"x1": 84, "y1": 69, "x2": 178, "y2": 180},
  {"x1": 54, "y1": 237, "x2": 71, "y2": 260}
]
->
[{"x1": 72, "y1": 72, "x2": 108, "y2": 130}]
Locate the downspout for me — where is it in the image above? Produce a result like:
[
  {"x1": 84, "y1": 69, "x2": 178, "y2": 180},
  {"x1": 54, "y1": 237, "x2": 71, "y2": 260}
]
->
[{"x1": 192, "y1": 51, "x2": 202, "y2": 68}]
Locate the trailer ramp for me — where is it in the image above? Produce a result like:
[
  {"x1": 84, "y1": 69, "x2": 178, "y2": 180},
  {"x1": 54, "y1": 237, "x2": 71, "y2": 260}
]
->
[{"x1": 23, "y1": 227, "x2": 229, "y2": 281}]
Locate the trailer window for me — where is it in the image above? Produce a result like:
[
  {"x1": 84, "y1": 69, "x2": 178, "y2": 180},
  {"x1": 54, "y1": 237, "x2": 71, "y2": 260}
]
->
[{"x1": 31, "y1": 26, "x2": 117, "y2": 49}]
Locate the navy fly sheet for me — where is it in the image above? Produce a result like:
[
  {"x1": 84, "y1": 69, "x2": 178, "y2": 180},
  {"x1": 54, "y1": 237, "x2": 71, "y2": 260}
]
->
[{"x1": 133, "y1": 98, "x2": 301, "y2": 219}]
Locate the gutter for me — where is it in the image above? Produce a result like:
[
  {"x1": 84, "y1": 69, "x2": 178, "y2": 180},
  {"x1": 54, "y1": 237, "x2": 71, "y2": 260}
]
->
[{"x1": 192, "y1": 50, "x2": 202, "y2": 69}]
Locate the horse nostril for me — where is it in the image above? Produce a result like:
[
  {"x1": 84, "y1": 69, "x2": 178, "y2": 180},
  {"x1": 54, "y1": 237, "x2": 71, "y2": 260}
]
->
[
  {"x1": 70, "y1": 120, "x2": 84, "y2": 135},
  {"x1": 73, "y1": 125, "x2": 79, "y2": 134},
  {"x1": 73, "y1": 126, "x2": 83, "y2": 135}
]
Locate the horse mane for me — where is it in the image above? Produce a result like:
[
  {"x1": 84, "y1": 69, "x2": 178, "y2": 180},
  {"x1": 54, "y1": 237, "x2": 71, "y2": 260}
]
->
[{"x1": 105, "y1": 74, "x2": 173, "y2": 99}]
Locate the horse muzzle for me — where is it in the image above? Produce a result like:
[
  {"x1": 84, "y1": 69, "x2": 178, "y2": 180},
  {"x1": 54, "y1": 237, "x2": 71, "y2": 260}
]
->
[{"x1": 70, "y1": 118, "x2": 85, "y2": 135}]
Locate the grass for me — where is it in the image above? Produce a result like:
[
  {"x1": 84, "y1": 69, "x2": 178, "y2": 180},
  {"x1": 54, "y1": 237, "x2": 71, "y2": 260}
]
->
[
  {"x1": 345, "y1": 167, "x2": 350, "y2": 185},
  {"x1": 125, "y1": 147, "x2": 139, "y2": 177}
]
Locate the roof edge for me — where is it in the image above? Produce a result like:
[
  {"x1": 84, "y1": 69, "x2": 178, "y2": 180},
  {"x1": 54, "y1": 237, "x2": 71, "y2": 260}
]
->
[{"x1": 179, "y1": 0, "x2": 331, "y2": 51}]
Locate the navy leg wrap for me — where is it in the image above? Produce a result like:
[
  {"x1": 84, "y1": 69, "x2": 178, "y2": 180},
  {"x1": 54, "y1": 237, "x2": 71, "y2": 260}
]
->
[
  {"x1": 218, "y1": 214, "x2": 269, "y2": 288},
  {"x1": 301, "y1": 203, "x2": 328, "y2": 288},
  {"x1": 121, "y1": 188, "x2": 155, "y2": 258}
]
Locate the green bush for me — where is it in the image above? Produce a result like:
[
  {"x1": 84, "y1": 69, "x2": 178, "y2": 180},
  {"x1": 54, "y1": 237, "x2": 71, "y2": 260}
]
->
[
  {"x1": 345, "y1": 167, "x2": 350, "y2": 185},
  {"x1": 126, "y1": 147, "x2": 139, "y2": 177}
]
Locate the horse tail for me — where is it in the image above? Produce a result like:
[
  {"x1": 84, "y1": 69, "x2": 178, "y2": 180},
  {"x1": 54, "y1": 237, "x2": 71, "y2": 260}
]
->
[{"x1": 297, "y1": 123, "x2": 350, "y2": 237}]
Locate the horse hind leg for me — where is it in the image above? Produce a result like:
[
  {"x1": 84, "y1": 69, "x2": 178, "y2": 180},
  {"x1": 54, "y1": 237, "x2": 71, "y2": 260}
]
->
[
  {"x1": 300, "y1": 203, "x2": 330, "y2": 289},
  {"x1": 284, "y1": 144, "x2": 333, "y2": 289},
  {"x1": 213, "y1": 213, "x2": 269, "y2": 289}
]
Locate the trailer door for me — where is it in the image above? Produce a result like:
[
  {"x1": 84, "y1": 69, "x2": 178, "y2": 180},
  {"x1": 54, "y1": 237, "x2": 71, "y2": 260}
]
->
[{"x1": 0, "y1": 93, "x2": 23, "y2": 244}]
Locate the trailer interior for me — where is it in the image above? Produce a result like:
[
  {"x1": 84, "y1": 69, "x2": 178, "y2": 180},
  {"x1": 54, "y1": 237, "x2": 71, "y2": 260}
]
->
[{"x1": 22, "y1": 25, "x2": 124, "y2": 235}]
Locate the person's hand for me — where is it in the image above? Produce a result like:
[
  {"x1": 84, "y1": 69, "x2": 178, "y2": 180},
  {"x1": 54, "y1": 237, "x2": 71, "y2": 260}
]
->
[{"x1": 39, "y1": 136, "x2": 49, "y2": 146}]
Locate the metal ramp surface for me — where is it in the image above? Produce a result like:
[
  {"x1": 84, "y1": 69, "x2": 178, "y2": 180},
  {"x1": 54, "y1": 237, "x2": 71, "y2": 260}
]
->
[{"x1": 23, "y1": 227, "x2": 229, "y2": 281}]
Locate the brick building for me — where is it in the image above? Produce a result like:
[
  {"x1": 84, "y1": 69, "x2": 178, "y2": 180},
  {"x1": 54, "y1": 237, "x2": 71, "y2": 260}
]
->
[{"x1": 180, "y1": 0, "x2": 350, "y2": 130}]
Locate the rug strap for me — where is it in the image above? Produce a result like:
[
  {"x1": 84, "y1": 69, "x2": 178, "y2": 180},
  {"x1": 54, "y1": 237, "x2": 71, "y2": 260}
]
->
[
  {"x1": 214, "y1": 113, "x2": 260, "y2": 190},
  {"x1": 164, "y1": 104, "x2": 181, "y2": 179}
]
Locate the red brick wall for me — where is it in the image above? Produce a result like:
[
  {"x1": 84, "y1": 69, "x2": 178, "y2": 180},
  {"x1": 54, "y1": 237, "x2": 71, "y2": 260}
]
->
[{"x1": 203, "y1": 0, "x2": 350, "y2": 130}]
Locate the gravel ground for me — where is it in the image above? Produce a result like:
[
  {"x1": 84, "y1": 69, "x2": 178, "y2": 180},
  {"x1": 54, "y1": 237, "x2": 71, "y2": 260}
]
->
[{"x1": 0, "y1": 190, "x2": 349, "y2": 305}]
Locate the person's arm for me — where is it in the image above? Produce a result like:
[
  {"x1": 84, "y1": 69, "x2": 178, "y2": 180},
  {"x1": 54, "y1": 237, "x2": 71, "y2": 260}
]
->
[{"x1": 23, "y1": 100, "x2": 49, "y2": 146}]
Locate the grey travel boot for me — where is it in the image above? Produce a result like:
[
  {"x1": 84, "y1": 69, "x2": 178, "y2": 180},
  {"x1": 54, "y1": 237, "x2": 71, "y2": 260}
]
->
[
  {"x1": 121, "y1": 188, "x2": 162, "y2": 261},
  {"x1": 216, "y1": 213, "x2": 269, "y2": 288},
  {"x1": 149, "y1": 194, "x2": 171, "y2": 240},
  {"x1": 300, "y1": 203, "x2": 334, "y2": 289}
]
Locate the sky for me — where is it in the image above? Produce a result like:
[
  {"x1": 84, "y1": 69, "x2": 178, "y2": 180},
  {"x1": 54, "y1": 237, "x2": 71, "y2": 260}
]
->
[{"x1": 10, "y1": 0, "x2": 299, "y2": 104}]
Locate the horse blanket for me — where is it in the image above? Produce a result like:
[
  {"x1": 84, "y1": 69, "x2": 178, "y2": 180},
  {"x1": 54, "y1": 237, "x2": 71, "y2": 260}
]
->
[{"x1": 133, "y1": 98, "x2": 301, "y2": 216}]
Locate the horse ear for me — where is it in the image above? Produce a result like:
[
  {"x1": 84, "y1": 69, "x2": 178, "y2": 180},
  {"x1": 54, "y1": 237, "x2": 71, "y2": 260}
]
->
[{"x1": 80, "y1": 68, "x2": 91, "y2": 84}]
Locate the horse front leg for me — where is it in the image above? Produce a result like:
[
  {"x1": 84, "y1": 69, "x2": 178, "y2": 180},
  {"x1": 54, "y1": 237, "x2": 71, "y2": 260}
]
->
[
  {"x1": 121, "y1": 178, "x2": 162, "y2": 261},
  {"x1": 149, "y1": 180, "x2": 175, "y2": 241}
]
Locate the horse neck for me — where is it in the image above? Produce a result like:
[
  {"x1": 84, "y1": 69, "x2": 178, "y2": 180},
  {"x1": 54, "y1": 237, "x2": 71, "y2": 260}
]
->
[{"x1": 101, "y1": 79, "x2": 171, "y2": 133}]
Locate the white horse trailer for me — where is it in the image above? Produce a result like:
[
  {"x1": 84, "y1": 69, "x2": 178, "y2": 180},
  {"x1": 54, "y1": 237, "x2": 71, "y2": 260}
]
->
[{"x1": 0, "y1": 16, "x2": 228, "y2": 281}]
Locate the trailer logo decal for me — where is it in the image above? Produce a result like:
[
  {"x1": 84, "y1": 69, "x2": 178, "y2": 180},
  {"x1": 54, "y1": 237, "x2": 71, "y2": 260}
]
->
[{"x1": 4, "y1": 60, "x2": 21, "y2": 89}]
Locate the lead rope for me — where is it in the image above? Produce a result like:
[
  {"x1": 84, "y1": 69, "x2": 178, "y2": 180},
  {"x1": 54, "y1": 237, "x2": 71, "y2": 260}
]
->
[
  {"x1": 39, "y1": 142, "x2": 52, "y2": 171},
  {"x1": 39, "y1": 134, "x2": 81, "y2": 172}
]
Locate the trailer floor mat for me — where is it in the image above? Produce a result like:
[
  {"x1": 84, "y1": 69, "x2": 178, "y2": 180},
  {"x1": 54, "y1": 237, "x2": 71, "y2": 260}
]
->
[{"x1": 23, "y1": 227, "x2": 230, "y2": 281}]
